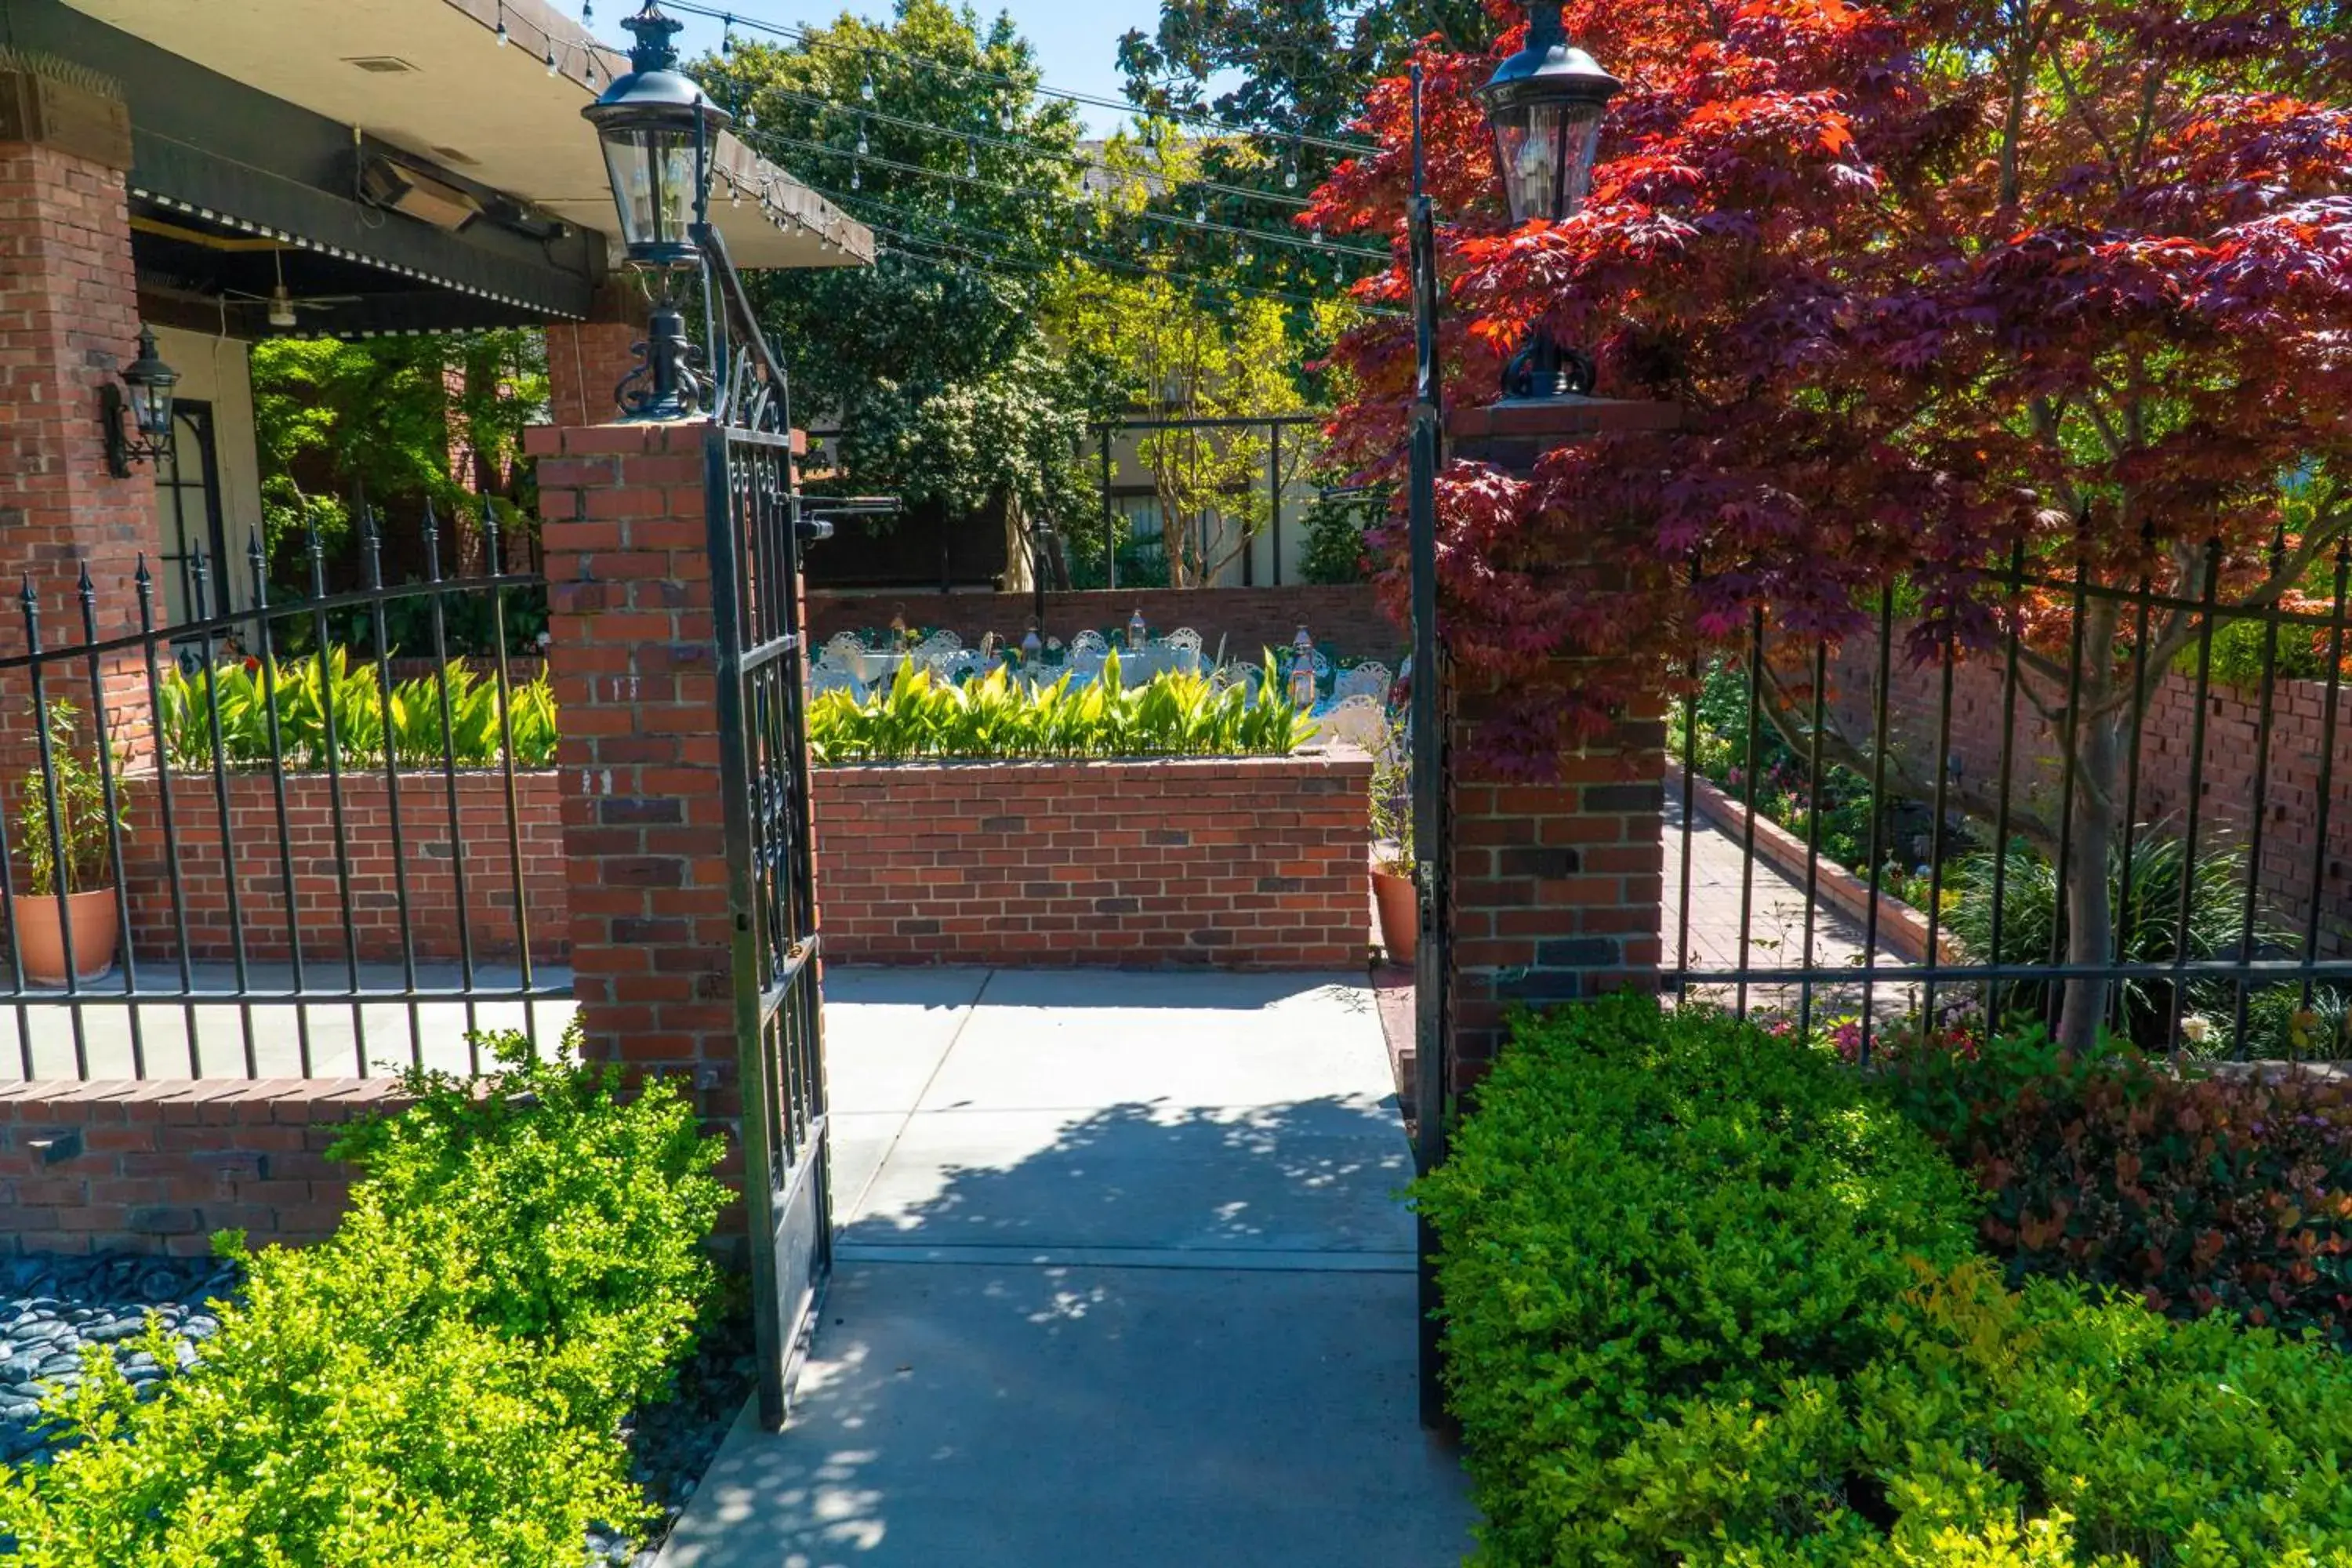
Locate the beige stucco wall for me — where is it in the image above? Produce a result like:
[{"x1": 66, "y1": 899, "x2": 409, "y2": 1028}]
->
[{"x1": 149, "y1": 325, "x2": 263, "y2": 616}]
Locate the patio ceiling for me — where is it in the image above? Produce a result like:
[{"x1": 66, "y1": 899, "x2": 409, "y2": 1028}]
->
[{"x1": 60, "y1": 0, "x2": 872, "y2": 271}]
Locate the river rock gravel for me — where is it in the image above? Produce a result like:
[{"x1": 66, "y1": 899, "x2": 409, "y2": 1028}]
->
[{"x1": 0, "y1": 1253, "x2": 237, "y2": 1467}]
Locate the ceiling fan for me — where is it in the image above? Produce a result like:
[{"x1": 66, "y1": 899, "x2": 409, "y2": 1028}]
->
[{"x1": 223, "y1": 250, "x2": 365, "y2": 328}]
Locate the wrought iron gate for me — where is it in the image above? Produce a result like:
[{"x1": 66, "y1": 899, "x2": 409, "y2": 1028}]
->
[
  {"x1": 1405, "y1": 66, "x2": 1457, "y2": 1431},
  {"x1": 695, "y1": 226, "x2": 831, "y2": 1432}
]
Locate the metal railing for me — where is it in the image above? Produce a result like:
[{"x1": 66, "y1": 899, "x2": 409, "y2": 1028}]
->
[
  {"x1": 1666, "y1": 539, "x2": 2352, "y2": 1062},
  {"x1": 0, "y1": 505, "x2": 568, "y2": 1082}
]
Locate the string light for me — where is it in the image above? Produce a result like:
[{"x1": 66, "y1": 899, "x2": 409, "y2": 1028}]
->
[
  {"x1": 856, "y1": 118, "x2": 869, "y2": 156},
  {"x1": 658, "y1": 0, "x2": 1377, "y2": 157},
  {"x1": 721, "y1": 14, "x2": 735, "y2": 52},
  {"x1": 964, "y1": 136, "x2": 978, "y2": 179},
  {"x1": 494, "y1": 1, "x2": 509, "y2": 45},
  {"x1": 546, "y1": 41, "x2": 560, "y2": 74},
  {"x1": 581, "y1": 0, "x2": 592, "y2": 20},
  {"x1": 860, "y1": 64, "x2": 875, "y2": 101},
  {"x1": 851, "y1": 162, "x2": 861, "y2": 190}
]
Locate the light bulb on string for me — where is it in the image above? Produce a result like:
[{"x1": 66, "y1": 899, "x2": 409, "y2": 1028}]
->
[
  {"x1": 965, "y1": 138, "x2": 978, "y2": 179},
  {"x1": 1311, "y1": 226, "x2": 1324, "y2": 245},
  {"x1": 946, "y1": 190, "x2": 956, "y2": 214},
  {"x1": 581, "y1": 0, "x2": 591, "y2": 22},
  {"x1": 720, "y1": 15, "x2": 735, "y2": 53},
  {"x1": 861, "y1": 66, "x2": 875, "y2": 101},
  {"x1": 545, "y1": 41, "x2": 559, "y2": 74},
  {"x1": 856, "y1": 119, "x2": 869, "y2": 156},
  {"x1": 1284, "y1": 164, "x2": 1298, "y2": 189},
  {"x1": 851, "y1": 162, "x2": 862, "y2": 190},
  {"x1": 494, "y1": 2, "x2": 508, "y2": 45},
  {"x1": 1193, "y1": 198, "x2": 1207, "y2": 223}
]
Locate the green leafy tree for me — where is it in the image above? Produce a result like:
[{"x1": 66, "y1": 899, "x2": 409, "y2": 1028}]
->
[
  {"x1": 251, "y1": 331, "x2": 545, "y2": 588},
  {"x1": 1051, "y1": 259, "x2": 1334, "y2": 586},
  {"x1": 699, "y1": 0, "x2": 1112, "y2": 572}
]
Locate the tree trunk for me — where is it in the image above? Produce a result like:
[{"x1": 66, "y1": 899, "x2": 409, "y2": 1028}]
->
[
  {"x1": 1001, "y1": 491, "x2": 1033, "y2": 594},
  {"x1": 2056, "y1": 603, "x2": 2124, "y2": 1049},
  {"x1": 2058, "y1": 705, "x2": 2123, "y2": 1049}
]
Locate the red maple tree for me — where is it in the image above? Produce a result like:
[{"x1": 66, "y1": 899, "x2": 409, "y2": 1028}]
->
[{"x1": 1310, "y1": 0, "x2": 2352, "y2": 1043}]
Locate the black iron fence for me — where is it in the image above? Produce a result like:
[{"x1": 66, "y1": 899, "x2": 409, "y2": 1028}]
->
[
  {"x1": 0, "y1": 504, "x2": 568, "y2": 1082},
  {"x1": 1666, "y1": 538, "x2": 2352, "y2": 1063}
]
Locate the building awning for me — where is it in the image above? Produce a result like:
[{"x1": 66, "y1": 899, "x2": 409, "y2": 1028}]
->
[{"x1": 61, "y1": 0, "x2": 872, "y2": 270}]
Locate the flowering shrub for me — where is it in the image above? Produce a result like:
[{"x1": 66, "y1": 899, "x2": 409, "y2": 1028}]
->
[{"x1": 1888, "y1": 1024, "x2": 2352, "y2": 1342}]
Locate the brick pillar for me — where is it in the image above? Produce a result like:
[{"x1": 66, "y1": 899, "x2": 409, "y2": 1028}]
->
[
  {"x1": 1446, "y1": 674, "x2": 1666, "y2": 1090},
  {"x1": 527, "y1": 422, "x2": 738, "y2": 1121},
  {"x1": 0, "y1": 84, "x2": 162, "y2": 774}
]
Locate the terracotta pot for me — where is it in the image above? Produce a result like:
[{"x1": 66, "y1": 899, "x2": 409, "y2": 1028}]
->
[
  {"x1": 1371, "y1": 865, "x2": 1417, "y2": 965},
  {"x1": 15, "y1": 887, "x2": 121, "y2": 985}
]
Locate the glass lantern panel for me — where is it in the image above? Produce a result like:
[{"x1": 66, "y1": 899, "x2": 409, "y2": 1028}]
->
[
  {"x1": 601, "y1": 127, "x2": 700, "y2": 258},
  {"x1": 1495, "y1": 100, "x2": 1606, "y2": 223},
  {"x1": 127, "y1": 379, "x2": 174, "y2": 440},
  {"x1": 1493, "y1": 108, "x2": 1552, "y2": 226}
]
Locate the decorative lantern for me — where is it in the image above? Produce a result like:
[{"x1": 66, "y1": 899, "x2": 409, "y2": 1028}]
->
[
  {"x1": 1479, "y1": 0, "x2": 1620, "y2": 227},
  {"x1": 102, "y1": 325, "x2": 179, "y2": 478},
  {"x1": 1478, "y1": 2, "x2": 1621, "y2": 401},
  {"x1": 583, "y1": 1, "x2": 733, "y2": 272},
  {"x1": 1128, "y1": 606, "x2": 1149, "y2": 651}
]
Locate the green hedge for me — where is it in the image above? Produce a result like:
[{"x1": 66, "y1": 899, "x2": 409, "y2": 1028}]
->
[
  {"x1": 0, "y1": 1029, "x2": 724, "y2": 1565},
  {"x1": 1416, "y1": 996, "x2": 2352, "y2": 1566}
]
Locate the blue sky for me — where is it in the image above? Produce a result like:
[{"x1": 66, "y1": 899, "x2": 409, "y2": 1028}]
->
[{"x1": 662, "y1": 0, "x2": 1179, "y2": 136}]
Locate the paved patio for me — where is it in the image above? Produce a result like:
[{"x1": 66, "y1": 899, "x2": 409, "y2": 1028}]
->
[
  {"x1": 655, "y1": 967, "x2": 1476, "y2": 1568},
  {"x1": 0, "y1": 964, "x2": 575, "y2": 1082},
  {"x1": 1664, "y1": 796, "x2": 1915, "y2": 1020}
]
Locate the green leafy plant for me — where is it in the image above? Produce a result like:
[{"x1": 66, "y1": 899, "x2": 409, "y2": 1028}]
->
[
  {"x1": 1944, "y1": 830, "x2": 2287, "y2": 1052},
  {"x1": 0, "y1": 1026, "x2": 724, "y2": 1564},
  {"x1": 1887, "y1": 1022, "x2": 2352, "y2": 1345},
  {"x1": 159, "y1": 651, "x2": 557, "y2": 774},
  {"x1": 17, "y1": 699, "x2": 130, "y2": 898},
  {"x1": 807, "y1": 652, "x2": 1316, "y2": 763},
  {"x1": 1420, "y1": 997, "x2": 2352, "y2": 1565},
  {"x1": 1367, "y1": 710, "x2": 1410, "y2": 873}
]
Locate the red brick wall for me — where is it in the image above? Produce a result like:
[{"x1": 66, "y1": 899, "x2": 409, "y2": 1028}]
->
[
  {"x1": 0, "y1": 1078, "x2": 402, "y2": 1256},
  {"x1": 805, "y1": 584, "x2": 1400, "y2": 663},
  {"x1": 814, "y1": 750, "x2": 1373, "y2": 968},
  {"x1": 1448, "y1": 687, "x2": 1667, "y2": 1088},
  {"x1": 528, "y1": 422, "x2": 744, "y2": 1122},
  {"x1": 114, "y1": 771, "x2": 568, "y2": 964},
  {"x1": 543, "y1": 321, "x2": 641, "y2": 430},
  {"x1": 1828, "y1": 637, "x2": 2352, "y2": 955},
  {"x1": 0, "y1": 137, "x2": 159, "y2": 777}
]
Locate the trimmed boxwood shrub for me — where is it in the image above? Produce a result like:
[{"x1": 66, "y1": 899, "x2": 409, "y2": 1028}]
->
[
  {"x1": 1417, "y1": 996, "x2": 2352, "y2": 1566},
  {"x1": 1887, "y1": 1024, "x2": 2352, "y2": 1343},
  {"x1": 0, "y1": 1029, "x2": 724, "y2": 1566}
]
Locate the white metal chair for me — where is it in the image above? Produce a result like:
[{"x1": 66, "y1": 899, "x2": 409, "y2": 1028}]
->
[
  {"x1": 1332, "y1": 661, "x2": 1392, "y2": 702},
  {"x1": 1317, "y1": 694, "x2": 1388, "y2": 754},
  {"x1": 809, "y1": 663, "x2": 864, "y2": 700},
  {"x1": 1068, "y1": 629, "x2": 1109, "y2": 659}
]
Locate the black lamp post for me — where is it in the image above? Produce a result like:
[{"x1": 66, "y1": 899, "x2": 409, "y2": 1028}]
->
[
  {"x1": 102, "y1": 325, "x2": 179, "y2": 477},
  {"x1": 1477, "y1": 0, "x2": 1620, "y2": 401},
  {"x1": 584, "y1": 0, "x2": 732, "y2": 418}
]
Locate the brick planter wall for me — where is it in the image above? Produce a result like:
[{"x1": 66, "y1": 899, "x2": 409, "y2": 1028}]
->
[
  {"x1": 0, "y1": 1079, "x2": 403, "y2": 1256},
  {"x1": 114, "y1": 771, "x2": 569, "y2": 964},
  {"x1": 813, "y1": 748, "x2": 1374, "y2": 967},
  {"x1": 806, "y1": 584, "x2": 1399, "y2": 663},
  {"x1": 1828, "y1": 637, "x2": 2352, "y2": 956}
]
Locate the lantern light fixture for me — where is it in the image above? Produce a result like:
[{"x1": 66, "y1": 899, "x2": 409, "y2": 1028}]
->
[
  {"x1": 102, "y1": 325, "x2": 178, "y2": 479},
  {"x1": 1476, "y1": 0, "x2": 1620, "y2": 401},
  {"x1": 583, "y1": 0, "x2": 733, "y2": 274},
  {"x1": 1478, "y1": 0, "x2": 1619, "y2": 227}
]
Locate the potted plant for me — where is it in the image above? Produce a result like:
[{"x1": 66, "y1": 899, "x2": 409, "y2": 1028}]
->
[
  {"x1": 1368, "y1": 715, "x2": 1416, "y2": 964},
  {"x1": 14, "y1": 698, "x2": 130, "y2": 985}
]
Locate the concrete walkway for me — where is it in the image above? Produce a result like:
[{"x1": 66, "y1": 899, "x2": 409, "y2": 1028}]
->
[{"x1": 657, "y1": 967, "x2": 1476, "y2": 1568}]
